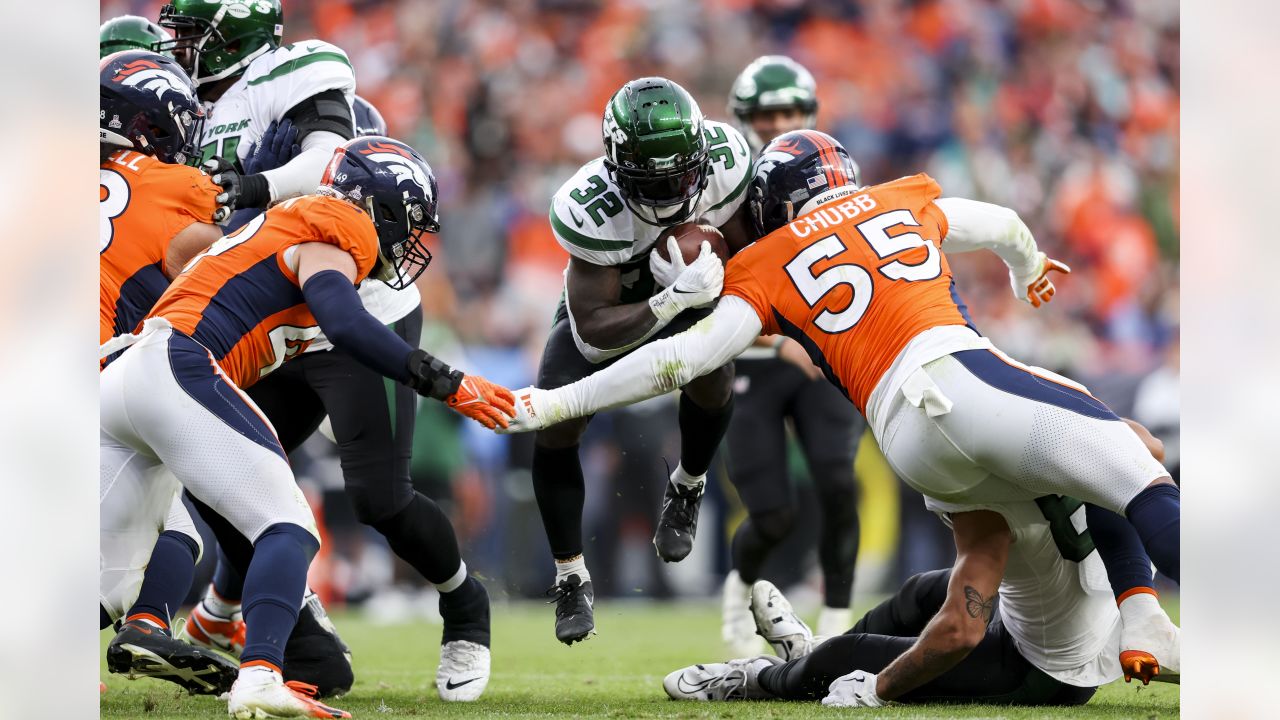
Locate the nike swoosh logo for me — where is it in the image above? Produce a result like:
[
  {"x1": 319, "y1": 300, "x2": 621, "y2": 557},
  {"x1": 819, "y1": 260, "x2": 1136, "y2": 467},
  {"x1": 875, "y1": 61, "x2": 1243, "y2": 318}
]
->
[
  {"x1": 677, "y1": 670, "x2": 716, "y2": 693},
  {"x1": 445, "y1": 677, "x2": 481, "y2": 690},
  {"x1": 672, "y1": 287, "x2": 698, "y2": 295},
  {"x1": 568, "y1": 207, "x2": 585, "y2": 228}
]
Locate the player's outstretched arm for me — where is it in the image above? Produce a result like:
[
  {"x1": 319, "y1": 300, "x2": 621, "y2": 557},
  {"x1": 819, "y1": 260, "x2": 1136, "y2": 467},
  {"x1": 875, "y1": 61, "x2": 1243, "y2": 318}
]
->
[
  {"x1": 867, "y1": 510, "x2": 1011, "y2": 704},
  {"x1": 295, "y1": 242, "x2": 514, "y2": 428},
  {"x1": 934, "y1": 197, "x2": 1070, "y2": 307},
  {"x1": 503, "y1": 294, "x2": 761, "y2": 433}
]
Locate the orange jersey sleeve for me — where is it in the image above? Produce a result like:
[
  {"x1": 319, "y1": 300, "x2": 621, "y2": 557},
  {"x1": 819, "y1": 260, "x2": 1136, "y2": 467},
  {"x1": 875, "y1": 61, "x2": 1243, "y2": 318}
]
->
[
  {"x1": 148, "y1": 194, "x2": 379, "y2": 388},
  {"x1": 99, "y1": 151, "x2": 220, "y2": 348},
  {"x1": 722, "y1": 174, "x2": 966, "y2": 411}
]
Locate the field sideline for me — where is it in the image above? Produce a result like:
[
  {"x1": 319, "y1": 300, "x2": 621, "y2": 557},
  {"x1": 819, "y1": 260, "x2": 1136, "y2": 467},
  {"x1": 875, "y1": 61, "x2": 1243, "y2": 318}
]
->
[{"x1": 101, "y1": 598, "x2": 1180, "y2": 719}]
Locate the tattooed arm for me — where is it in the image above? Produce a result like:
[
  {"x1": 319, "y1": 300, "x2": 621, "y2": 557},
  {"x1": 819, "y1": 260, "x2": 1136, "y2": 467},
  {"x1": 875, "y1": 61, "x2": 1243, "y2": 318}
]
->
[{"x1": 875, "y1": 510, "x2": 1012, "y2": 701}]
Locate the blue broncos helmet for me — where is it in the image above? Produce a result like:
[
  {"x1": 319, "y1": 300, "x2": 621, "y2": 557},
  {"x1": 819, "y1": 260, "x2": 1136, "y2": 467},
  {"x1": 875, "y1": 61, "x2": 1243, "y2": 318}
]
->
[
  {"x1": 100, "y1": 50, "x2": 204, "y2": 165},
  {"x1": 353, "y1": 95, "x2": 388, "y2": 137},
  {"x1": 747, "y1": 129, "x2": 862, "y2": 239},
  {"x1": 319, "y1": 136, "x2": 441, "y2": 290}
]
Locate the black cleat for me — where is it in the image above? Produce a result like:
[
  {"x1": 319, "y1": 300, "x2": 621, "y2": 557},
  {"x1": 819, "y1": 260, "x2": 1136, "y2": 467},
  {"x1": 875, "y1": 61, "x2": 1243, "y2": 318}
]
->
[
  {"x1": 283, "y1": 591, "x2": 354, "y2": 698},
  {"x1": 653, "y1": 480, "x2": 704, "y2": 562},
  {"x1": 440, "y1": 575, "x2": 492, "y2": 648},
  {"x1": 106, "y1": 620, "x2": 238, "y2": 695},
  {"x1": 547, "y1": 574, "x2": 595, "y2": 645}
]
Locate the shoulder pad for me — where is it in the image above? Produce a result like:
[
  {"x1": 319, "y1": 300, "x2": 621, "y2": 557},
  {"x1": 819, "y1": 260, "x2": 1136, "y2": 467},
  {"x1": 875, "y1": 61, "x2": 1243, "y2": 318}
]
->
[
  {"x1": 698, "y1": 121, "x2": 752, "y2": 226},
  {"x1": 243, "y1": 40, "x2": 355, "y2": 121},
  {"x1": 549, "y1": 160, "x2": 638, "y2": 266}
]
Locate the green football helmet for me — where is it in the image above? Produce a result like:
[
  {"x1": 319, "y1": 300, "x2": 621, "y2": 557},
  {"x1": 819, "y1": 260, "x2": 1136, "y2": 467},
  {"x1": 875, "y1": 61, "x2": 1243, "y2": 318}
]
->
[
  {"x1": 728, "y1": 55, "x2": 819, "y2": 151},
  {"x1": 602, "y1": 77, "x2": 709, "y2": 227},
  {"x1": 157, "y1": 0, "x2": 283, "y2": 88},
  {"x1": 100, "y1": 15, "x2": 173, "y2": 58}
]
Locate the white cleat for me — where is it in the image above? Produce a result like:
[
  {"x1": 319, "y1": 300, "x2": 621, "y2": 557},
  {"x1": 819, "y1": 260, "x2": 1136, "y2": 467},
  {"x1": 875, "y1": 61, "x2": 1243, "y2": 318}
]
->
[
  {"x1": 1118, "y1": 591, "x2": 1181, "y2": 685},
  {"x1": 721, "y1": 571, "x2": 766, "y2": 656},
  {"x1": 817, "y1": 606, "x2": 853, "y2": 638},
  {"x1": 227, "y1": 667, "x2": 350, "y2": 718},
  {"x1": 663, "y1": 656, "x2": 782, "y2": 701},
  {"x1": 750, "y1": 580, "x2": 818, "y2": 661},
  {"x1": 436, "y1": 640, "x2": 490, "y2": 702}
]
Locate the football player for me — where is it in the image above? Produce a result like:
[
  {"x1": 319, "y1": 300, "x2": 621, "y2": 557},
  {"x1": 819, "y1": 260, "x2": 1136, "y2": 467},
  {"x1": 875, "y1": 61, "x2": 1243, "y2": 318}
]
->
[
  {"x1": 99, "y1": 49, "x2": 238, "y2": 695},
  {"x1": 504, "y1": 130, "x2": 1182, "y2": 686},
  {"x1": 534, "y1": 77, "x2": 753, "y2": 644},
  {"x1": 157, "y1": 2, "x2": 496, "y2": 699},
  {"x1": 100, "y1": 15, "x2": 172, "y2": 58},
  {"x1": 100, "y1": 135, "x2": 513, "y2": 718},
  {"x1": 719, "y1": 55, "x2": 867, "y2": 653}
]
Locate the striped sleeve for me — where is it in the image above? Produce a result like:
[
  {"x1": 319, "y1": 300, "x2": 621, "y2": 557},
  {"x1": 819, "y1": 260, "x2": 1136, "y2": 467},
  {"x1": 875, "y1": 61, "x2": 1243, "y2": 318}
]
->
[{"x1": 548, "y1": 192, "x2": 634, "y2": 266}]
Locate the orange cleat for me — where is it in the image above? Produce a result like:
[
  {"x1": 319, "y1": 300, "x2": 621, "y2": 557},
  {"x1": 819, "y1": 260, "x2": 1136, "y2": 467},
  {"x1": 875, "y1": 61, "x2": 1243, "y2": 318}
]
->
[{"x1": 180, "y1": 601, "x2": 246, "y2": 657}]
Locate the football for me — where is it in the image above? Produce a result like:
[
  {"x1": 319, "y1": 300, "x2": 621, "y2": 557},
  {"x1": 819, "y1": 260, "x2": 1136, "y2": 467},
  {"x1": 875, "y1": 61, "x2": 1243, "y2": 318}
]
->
[{"x1": 655, "y1": 223, "x2": 729, "y2": 265}]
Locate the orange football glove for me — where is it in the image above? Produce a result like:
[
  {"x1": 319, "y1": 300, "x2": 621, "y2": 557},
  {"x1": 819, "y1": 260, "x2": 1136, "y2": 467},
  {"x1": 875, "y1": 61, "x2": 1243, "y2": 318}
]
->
[
  {"x1": 1025, "y1": 256, "x2": 1071, "y2": 308},
  {"x1": 446, "y1": 376, "x2": 516, "y2": 429}
]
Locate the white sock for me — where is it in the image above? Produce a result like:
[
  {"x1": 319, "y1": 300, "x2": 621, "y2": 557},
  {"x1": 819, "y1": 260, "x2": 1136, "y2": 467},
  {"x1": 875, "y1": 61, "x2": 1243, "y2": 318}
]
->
[
  {"x1": 435, "y1": 562, "x2": 468, "y2": 594},
  {"x1": 724, "y1": 569, "x2": 751, "y2": 601},
  {"x1": 555, "y1": 555, "x2": 590, "y2": 583},
  {"x1": 670, "y1": 463, "x2": 706, "y2": 491},
  {"x1": 203, "y1": 586, "x2": 241, "y2": 619}
]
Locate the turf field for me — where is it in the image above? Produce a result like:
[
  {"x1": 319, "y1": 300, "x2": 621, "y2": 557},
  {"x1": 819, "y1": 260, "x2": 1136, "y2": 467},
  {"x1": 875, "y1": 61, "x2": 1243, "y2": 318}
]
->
[{"x1": 100, "y1": 598, "x2": 1179, "y2": 719}]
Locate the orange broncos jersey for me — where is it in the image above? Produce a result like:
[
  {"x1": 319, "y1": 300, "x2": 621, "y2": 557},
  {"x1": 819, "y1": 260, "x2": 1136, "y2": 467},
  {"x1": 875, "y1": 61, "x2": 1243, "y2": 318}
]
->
[
  {"x1": 99, "y1": 149, "x2": 219, "y2": 347},
  {"x1": 723, "y1": 174, "x2": 968, "y2": 412},
  {"x1": 148, "y1": 194, "x2": 381, "y2": 389}
]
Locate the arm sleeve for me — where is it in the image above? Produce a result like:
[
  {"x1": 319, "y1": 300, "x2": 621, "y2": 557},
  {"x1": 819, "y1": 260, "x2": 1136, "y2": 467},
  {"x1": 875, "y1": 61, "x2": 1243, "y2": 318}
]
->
[
  {"x1": 548, "y1": 295, "x2": 763, "y2": 418},
  {"x1": 935, "y1": 197, "x2": 1041, "y2": 277},
  {"x1": 302, "y1": 269, "x2": 415, "y2": 383},
  {"x1": 259, "y1": 130, "x2": 347, "y2": 202}
]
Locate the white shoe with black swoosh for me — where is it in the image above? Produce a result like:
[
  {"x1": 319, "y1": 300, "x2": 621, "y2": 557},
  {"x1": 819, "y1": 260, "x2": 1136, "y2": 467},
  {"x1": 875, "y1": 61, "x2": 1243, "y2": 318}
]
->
[
  {"x1": 662, "y1": 656, "x2": 782, "y2": 701},
  {"x1": 436, "y1": 640, "x2": 490, "y2": 702}
]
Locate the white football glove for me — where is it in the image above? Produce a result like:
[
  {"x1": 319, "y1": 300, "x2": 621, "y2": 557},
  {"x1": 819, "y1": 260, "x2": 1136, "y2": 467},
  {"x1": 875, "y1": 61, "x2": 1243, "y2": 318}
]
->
[
  {"x1": 1010, "y1": 252, "x2": 1071, "y2": 308},
  {"x1": 497, "y1": 386, "x2": 559, "y2": 434},
  {"x1": 822, "y1": 670, "x2": 885, "y2": 708},
  {"x1": 649, "y1": 236, "x2": 689, "y2": 288},
  {"x1": 647, "y1": 241, "x2": 724, "y2": 324}
]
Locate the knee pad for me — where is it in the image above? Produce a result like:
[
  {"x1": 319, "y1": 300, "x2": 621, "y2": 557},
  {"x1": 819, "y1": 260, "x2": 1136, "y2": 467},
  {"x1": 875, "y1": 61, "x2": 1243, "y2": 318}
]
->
[
  {"x1": 752, "y1": 507, "x2": 797, "y2": 543},
  {"x1": 256, "y1": 522, "x2": 321, "y2": 561},
  {"x1": 345, "y1": 482, "x2": 413, "y2": 527}
]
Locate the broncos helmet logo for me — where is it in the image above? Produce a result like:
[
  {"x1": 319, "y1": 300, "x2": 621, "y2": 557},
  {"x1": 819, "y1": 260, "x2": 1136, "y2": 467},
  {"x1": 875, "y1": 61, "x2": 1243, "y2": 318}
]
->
[
  {"x1": 113, "y1": 60, "x2": 198, "y2": 106},
  {"x1": 360, "y1": 142, "x2": 431, "y2": 196}
]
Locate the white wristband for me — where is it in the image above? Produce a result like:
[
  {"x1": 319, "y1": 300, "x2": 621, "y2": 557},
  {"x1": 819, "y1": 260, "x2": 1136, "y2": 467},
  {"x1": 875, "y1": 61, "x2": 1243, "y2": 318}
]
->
[{"x1": 648, "y1": 287, "x2": 685, "y2": 325}]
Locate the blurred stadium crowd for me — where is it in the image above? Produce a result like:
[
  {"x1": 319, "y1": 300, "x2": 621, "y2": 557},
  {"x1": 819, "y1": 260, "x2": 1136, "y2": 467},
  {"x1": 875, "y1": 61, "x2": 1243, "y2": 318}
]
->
[{"x1": 104, "y1": 0, "x2": 1180, "y2": 615}]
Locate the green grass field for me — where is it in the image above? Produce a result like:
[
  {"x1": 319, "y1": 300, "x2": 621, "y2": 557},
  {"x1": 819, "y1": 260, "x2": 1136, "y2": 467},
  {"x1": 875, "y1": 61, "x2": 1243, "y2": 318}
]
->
[{"x1": 101, "y1": 599, "x2": 1179, "y2": 719}]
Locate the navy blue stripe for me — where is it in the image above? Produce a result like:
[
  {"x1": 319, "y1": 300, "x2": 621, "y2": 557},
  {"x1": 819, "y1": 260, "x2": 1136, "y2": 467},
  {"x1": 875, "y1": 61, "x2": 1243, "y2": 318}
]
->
[
  {"x1": 192, "y1": 256, "x2": 304, "y2": 360},
  {"x1": 772, "y1": 308, "x2": 852, "y2": 403},
  {"x1": 951, "y1": 349, "x2": 1118, "y2": 421},
  {"x1": 949, "y1": 278, "x2": 980, "y2": 335},
  {"x1": 113, "y1": 263, "x2": 170, "y2": 337},
  {"x1": 167, "y1": 331, "x2": 287, "y2": 460}
]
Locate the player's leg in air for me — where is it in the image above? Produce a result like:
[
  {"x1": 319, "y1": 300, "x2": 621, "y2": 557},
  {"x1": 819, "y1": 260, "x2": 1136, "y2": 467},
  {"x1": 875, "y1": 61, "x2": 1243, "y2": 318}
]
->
[
  {"x1": 533, "y1": 305, "x2": 734, "y2": 645},
  {"x1": 99, "y1": 483, "x2": 238, "y2": 695},
  {"x1": 666, "y1": 574, "x2": 1094, "y2": 706}
]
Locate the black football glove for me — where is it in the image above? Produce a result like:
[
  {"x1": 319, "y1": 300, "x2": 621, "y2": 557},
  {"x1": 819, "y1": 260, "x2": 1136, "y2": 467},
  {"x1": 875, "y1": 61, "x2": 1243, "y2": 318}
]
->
[{"x1": 202, "y1": 156, "x2": 271, "y2": 223}]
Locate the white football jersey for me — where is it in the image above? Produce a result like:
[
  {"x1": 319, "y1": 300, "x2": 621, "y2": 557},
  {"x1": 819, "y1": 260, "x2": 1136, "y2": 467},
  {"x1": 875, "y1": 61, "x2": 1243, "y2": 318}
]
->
[
  {"x1": 200, "y1": 40, "x2": 420, "y2": 348},
  {"x1": 926, "y1": 496, "x2": 1123, "y2": 687}
]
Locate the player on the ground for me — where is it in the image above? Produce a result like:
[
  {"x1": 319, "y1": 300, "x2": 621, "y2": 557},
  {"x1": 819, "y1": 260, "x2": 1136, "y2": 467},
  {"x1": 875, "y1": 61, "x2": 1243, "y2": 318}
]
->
[
  {"x1": 157, "y1": 1, "x2": 498, "y2": 698},
  {"x1": 100, "y1": 135, "x2": 513, "y2": 718},
  {"x1": 100, "y1": 15, "x2": 172, "y2": 58},
  {"x1": 660, "y1": 525, "x2": 1178, "y2": 706},
  {"x1": 503, "y1": 131, "x2": 1182, "y2": 685},
  {"x1": 533, "y1": 77, "x2": 753, "y2": 644},
  {"x1": 99, "y1": 49, "x2": 239, "y2": 696},
  {"x1": 719, "y1": 55, "x2": 867, "y2": 653}
]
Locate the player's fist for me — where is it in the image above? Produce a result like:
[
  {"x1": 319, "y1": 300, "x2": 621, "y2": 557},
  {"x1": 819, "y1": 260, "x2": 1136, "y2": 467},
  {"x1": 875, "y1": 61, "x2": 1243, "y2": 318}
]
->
[
  {"x1": 243, "y1": 119, "x2": 300, "y2": 175},
  {"x1": 1012, "y1": 252, "x2": 1071, "y2": 308},
  {"x1": 822, "y1": 670, "x2": 885, "y2": 708},
  {"x1": 648, "y1": 241, "x2": 725, "y2": 323},
  {"x1": 202, "y1": 157, "x2": 270, "y2": 222},
  {"x1": 446, "y1": 375, "x2": 516, "y2": 430},
  {"x1": 497, "y1": 386, "x2": 561, "y2": 434}
]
